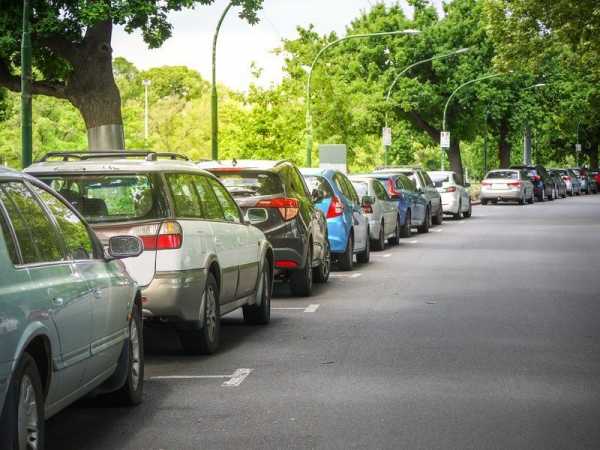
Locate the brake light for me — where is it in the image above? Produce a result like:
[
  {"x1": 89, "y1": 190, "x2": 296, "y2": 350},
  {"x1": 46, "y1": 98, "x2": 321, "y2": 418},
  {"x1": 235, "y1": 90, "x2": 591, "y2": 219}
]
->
[
  {"x1": 256, "y1": 197, "x2": 299, "y2": 221},
  {"x1": 275, "y1": 260, "x2": 299, "y2": 269},
  {"x1": 532, "y1": 175, "x2": 541, "y2": 182},
  {"x1": 326, "y1": 196, "x2": 344, "y2": 218},
  {"x1": 481, "y1": 181, "x2": 491, "y2": 186},
  {"x1": 386, "y1": 179, "x2": 404, "y2": 199},
  {"x1": 445, "y1": 186, "x2": 457, "y2": 193},
  {"x1": 562, "y1": 176, "x2": 571, "y2": 181},
  {"x1": 362, "y1": 204, "x2": 373, "y2": 214},
  {"x1": 508, "y1": 182, "x2": 522, "y2": 188},
  {"x1": 135, "y1": 221, "x2": 183, "y2": 251}
]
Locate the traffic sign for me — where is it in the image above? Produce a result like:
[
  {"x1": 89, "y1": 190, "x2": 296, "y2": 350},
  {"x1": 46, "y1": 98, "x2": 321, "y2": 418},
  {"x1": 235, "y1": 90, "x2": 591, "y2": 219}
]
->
[
  {"x1": 575, "y1": 143, "x2": 582, "y2": 153},
  {"x1": 382, "y1": 127, "x2": 392, "y2": 147},
  {"x1": 440, "y1": 131, "x2": 450, "y2": 149}
]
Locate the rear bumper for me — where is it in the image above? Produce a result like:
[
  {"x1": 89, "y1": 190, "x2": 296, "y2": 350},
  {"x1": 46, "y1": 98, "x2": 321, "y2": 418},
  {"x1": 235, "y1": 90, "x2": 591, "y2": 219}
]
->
[
  {"x1": 441, "y1": 193, "x2": 460, "y2": 214},
  {"x1": 141, "y1": 269, "x2": 207, "y2": 322},
  {"x1": 368, "y1": 217, "x2": 381, "y2": 240},
  {"x1": 480, "y1": 189, "x2": 522, "y2": 201}
]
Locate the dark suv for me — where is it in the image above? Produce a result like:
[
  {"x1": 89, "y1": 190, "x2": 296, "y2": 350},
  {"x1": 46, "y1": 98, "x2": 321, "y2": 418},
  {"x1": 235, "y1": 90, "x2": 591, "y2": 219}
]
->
[
  {"x1": 199, "y1": 160, "x2": 330, "y2": 297},
  {"x1": 511, "y1": 165, "x2": 554, "y2": 201}
]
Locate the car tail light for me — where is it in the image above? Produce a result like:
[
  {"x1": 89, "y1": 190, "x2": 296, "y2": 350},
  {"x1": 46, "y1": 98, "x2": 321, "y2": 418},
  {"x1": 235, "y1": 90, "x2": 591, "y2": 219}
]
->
[
  {"x1": 362, "y1": 204, "x2": 373, "y2": 214},
  {"x1": 532, "y1": 175, "x2": 541, "y2": 182},
  {"x1": 562, "y1": 176, "x2": 571, "y2": 181},
  {"x1": 256, "y1": 197, "x2": 299, "y2": 221},
  {"x1": 481, "y1": 181, "x2": 491, "y2": 186},
  {"x1": 508, "y1": 182, "x2": 522, "y2": 188},
  {"x1": 386, "y1": 179, "x2": 404, "y2": 199},
  {"x1": 275, "y1": 260, "x2": 299, "y2": 269},
  {"x1": 326, "y1": 196, "x2": 344, "y2": 218},
  {"x1": 134, "y1": 221, "x2": 183, "y2": 251},
  {"x1": 444, "y1": 186, "x2": 457, "y2": 193}
]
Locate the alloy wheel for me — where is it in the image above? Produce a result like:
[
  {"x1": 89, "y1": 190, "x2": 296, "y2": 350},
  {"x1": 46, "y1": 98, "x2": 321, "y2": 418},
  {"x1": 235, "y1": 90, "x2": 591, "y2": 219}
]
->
[
  {"x1": 18, "y1": 375, "x2": 39, "y2": 450},
  {"x1": 130, "y1": 317, "x2": 141, "y2": 391},
  {"x1": 205, "y1": 287, "x2": 218, "y2": 342}
]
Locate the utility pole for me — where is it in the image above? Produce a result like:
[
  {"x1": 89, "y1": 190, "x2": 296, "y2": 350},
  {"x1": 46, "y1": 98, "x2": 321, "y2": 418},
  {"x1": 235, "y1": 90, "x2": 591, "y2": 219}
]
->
[
  {"x1": 21, "y1": 0, "x2": 32, "y2": 168},
  {"x1": 523, "y1": 126, "x2": 532, "y2": 165},
  {"x1": 143, "y1": 79, "x2": 151, "y2": 142},
  {"x1": 483, "y1": 111, "x2": 489, "y2": 175}
]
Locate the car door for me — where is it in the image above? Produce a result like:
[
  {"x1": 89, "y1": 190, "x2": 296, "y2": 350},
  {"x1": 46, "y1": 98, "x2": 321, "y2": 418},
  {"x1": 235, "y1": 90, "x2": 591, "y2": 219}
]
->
[
  {"x1": 373, "y1": 180, "x2": 396, "y2": 235},
  {"x1": 400, "y1": 177, "x2": 425, "y2": 224},
  {"x1": 0, "y1": 181, "x2": 92, "y2": 405}
]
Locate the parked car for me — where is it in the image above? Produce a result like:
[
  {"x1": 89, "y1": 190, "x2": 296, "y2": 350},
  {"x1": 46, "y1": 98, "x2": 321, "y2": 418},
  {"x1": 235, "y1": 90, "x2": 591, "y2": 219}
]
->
[
  {"x1": 510, "y1": 165, "x2": 554, "y2": 201},
  {"x1": 590, "y1": 170, "x2": 600, "y2": 193},
  {"x1": 300, "y1": 168, "x2": 370, "y2": 271},
  {"x1": 0, "y1": 168, "x2": 144, "y2": 450},
  {"x1": 427, "y1": 171, "x2": 472, "y2": 219},
  {"x1": 348, "y1": 176, "x2": 400, "y2": 250},
  {"x1": 571, "y1": 168, "x2": 593, "y2": 194},
  {"x1": 371, "y1": 173, "x2": 431, "y2": 234},
  {"x1": 547, "y1": 170, "x2": 567, "y2": 198},
  {"x1": 552, "y1": 168, "x2": 581, "y2": 196},
  {"x1": 198, "y1": 159, "x2": 330, "y2": 296},
  {"x1": 480, "y1": 169, "x2": 535, "y2": 205},
  {"x1": 374, "y1": 166, "x2": 443, "y2": 226},
  {"x1": 26, "y1": 152, "x2": 273, "y2": 356}
]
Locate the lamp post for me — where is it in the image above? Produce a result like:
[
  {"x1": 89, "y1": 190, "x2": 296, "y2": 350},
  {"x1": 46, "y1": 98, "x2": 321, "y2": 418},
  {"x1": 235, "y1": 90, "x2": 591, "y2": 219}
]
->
[
  {"x1": 143, "y1": 79, "x2": 151, "y2": 142},
  {"x1": 21, "y1": 0, "x2": 32, "y2": 168},
  {"x1": 382, "y1": 47, "x2": 470, "y2": 166},
  {"x1": 211, "y1": 1, "x2": 235, "y2": 161},
  {"x1": 522, "y1": 83, "x2": 547, "y2": 165},
  {"x1": 441, "y1": 72, "x2": 507, "y2": 170},
  {"x1": 305, "y1": 29, "x2": 420, "y2": 167}
]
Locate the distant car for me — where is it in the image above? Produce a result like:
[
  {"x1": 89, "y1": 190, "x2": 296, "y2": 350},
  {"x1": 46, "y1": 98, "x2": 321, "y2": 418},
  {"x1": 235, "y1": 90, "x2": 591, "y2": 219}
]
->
[
  {"x1": 510, "y1": 165, "x2": 554, "y2": 201},
  {"x1": 300, "y1": 168, "x2": 370, "y2": 271},
  {"x1": 590, "y1": 170, "x2": 600, "y2": 193},
  {"x1": 480, "y1": 169, "x2": 535, "y2": 205},
  {"x1": 199, "y1": 159, "x2": 330, "y2": 296},
  {"x1": 371, "y1": 173, "x2": 431, "y2": 234},
  {"x1": 348, "y1": 176, "x2": 400, "y2": 250},
  {"x1": 552, "y1": 168, "x2": 581, "y2": 196},
  {"x1": 374, "y1": 166, "x2": 443, "y2": 226},
  {"x1": 27, "y1": 152, "x2": 273, "y2": 356},
  {"x1": 427, "y1": 171, "x2": 472, "y2": 219},
  {"x1": 0, "y1": 168, "x2": 144, "y2": 450},
  {"x1": 571, "y1": 168, "x2": 593, "y2": 194},
  {"x1": 547, "y1": 170, "x2": 567, "y2": 198}
]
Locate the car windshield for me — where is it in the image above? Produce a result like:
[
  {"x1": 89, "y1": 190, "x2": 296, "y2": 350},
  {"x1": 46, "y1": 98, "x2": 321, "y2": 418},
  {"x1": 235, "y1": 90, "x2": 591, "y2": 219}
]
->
[
  {"x1": 214, "y1": 171, "x2": 283, "y2": 197},
  {"x1": 39, "y1": 173, "x2": 167, "y2": 224},
  {"x1": 486, "y1": 171, "x2": 518, "y2": 180},
  {"x1": 429, "y1": 173, "x2": 450, "y2": 188}
]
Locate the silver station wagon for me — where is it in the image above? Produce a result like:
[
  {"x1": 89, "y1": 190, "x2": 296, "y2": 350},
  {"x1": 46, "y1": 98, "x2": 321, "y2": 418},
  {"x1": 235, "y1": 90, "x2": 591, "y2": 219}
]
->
[{"x1": 0, "y1": 168, "x2": 144, "y2": 450}]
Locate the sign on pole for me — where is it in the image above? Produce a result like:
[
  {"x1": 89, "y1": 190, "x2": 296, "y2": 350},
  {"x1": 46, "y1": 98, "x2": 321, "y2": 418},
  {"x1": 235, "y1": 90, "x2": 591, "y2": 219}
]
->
[
  {"x1": 382, "y1": 127, "x2": 392, "y2": 147},
  {"x1": 440, "y1": 131, "x2": 450, "y2": 149},
  {"x1": 575, "y1": 143, "x2": 582, "y2": 153}
]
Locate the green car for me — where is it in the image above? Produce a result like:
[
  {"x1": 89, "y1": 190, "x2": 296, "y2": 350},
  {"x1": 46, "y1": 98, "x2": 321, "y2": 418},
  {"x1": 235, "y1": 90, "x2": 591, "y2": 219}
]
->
[{"x1": 0, "y1": 168, "x2": 144, "y2": 450}]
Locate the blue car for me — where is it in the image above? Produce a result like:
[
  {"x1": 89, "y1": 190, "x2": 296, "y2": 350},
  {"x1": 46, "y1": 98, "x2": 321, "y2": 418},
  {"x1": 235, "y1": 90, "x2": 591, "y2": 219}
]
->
[
  {"x1": 371, "y1": 173, "x2": 432, "y2": 234},
  {"x1": 301, "y1": 169, "x2": 370, "y2": 271}
]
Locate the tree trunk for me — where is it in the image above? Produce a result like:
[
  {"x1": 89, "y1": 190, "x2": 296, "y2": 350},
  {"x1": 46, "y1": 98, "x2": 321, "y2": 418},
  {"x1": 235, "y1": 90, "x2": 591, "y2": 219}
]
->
[
  {"x1": 498, "y1": 117, "x2": 511, "y2": 168},
  {"x1": 588, "y1": 141, "x2": 599, "y2": 169},
  {"x1": 448, "y1": 140, "x2": 464, "y2": 185}
]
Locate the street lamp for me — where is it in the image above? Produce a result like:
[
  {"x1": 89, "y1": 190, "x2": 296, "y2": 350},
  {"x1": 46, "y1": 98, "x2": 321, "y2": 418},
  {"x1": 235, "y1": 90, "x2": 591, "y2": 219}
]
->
[
  {"x1": 143, "y1": 79, "x2": 151, "y2": 142},
  {"x1": 305, "y1": 29, "x2": 421, "y2": 167},
  {"x1": 382, "y1": 47, "x2": 470, "y2": 165},
  {"x1": 522, "y1": 82, "x2": 548, "y2": 165},
  {"x1": 21, "y1": 0, "x2": 32, "y2": 168}
]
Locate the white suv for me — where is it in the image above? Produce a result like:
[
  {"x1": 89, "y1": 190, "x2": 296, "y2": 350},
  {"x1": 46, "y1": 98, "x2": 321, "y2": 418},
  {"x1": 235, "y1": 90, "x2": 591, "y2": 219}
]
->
[{"x1": 26, "y1": 151, "x2": 273, "y2": 355}]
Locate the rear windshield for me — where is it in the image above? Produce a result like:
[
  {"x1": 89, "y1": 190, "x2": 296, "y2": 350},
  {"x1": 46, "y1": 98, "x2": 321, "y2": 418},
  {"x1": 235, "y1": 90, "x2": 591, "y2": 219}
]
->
[
  {"x1": 39, "y1": 173, "x2": 168, "y2": 224},
  {"x1": 212, "y1": 171, "x2": 283, "y2": 198},
  {"x1": 486, "y1": 171, "x2": 519, "y2": 180},
  {"x1": 304, "y1": 176, "x2": 334, "y2": 198},
  {"x1": 429, "y1": 173, "x2": 450, "y2": 188},
  {"x1": 571, "y1": 169, "x2": 581, "y2": 176},
  {"x1": 351, "y1": 181, "x2": 369, "y2": 197}
]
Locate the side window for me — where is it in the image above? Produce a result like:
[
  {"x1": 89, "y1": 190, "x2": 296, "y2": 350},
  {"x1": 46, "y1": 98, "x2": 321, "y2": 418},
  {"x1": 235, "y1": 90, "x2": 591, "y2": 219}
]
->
[
  {"x1": 373, "y1": 181, "x2": 388, "y2": 200},
  {"x1": 422, "y1": 172, "x2": 434, "y2": 187},
  {"x1": 0, "y1": 203, "x2": 19, "y2": 264},
  {"x1": 208, "y1": 179, "x2": 242, "y2": 224},
  {"x1": 31, "y1": 185, "x2": 95, "y2": 260},
  {"x1": 341, "y1": 175, "x2": 359, "y2": 204},
  {"x1": 0, "y1": 182, "x2": 63, "y2": 264},
  {"x1": 194, "y1": 177, "x2": 225, "y2": 221},
  {"x1": 333, "y1": 174, "x2": 347, "y2": 197},
  {"x1": 290, "y1": 168, "x2": 310, "y2": 199},
  {"x1": 400, "y1": 176, "x2": 416, "y2": 192},
  {"x1": 166, "y1": 174, "x2": 204, "y2": 218}
]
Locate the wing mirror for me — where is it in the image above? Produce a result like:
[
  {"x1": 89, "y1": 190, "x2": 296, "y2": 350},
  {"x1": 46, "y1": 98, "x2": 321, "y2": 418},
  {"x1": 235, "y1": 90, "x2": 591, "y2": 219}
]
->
[
  {"x1": 245, "y1": 208, "x2": 269, "y2": 225},
  {"x1": 311, "y1": 188, "x2": 325, "y2": 203},
  {"x1": 107, "y1": 236, "x2": 144, "y2": 259}
]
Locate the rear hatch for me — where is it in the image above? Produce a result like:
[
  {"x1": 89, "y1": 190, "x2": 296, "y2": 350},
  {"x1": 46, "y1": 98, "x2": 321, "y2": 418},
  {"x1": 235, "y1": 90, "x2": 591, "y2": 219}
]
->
[{"x1": 38, "y1": 172, "x2": 168, "y2": 287}]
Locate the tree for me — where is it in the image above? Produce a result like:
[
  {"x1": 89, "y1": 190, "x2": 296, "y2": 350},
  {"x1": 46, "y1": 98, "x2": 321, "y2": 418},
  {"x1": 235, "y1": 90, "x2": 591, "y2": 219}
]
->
[{"x1": 0, "y1": 0, "x2": 263, "y2": 150}]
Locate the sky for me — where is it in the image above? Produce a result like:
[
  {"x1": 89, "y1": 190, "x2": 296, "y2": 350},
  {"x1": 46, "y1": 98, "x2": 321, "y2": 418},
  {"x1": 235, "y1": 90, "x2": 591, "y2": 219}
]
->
[{"x1": 112, "y1": 0, "x2": 444, "y2": 91}]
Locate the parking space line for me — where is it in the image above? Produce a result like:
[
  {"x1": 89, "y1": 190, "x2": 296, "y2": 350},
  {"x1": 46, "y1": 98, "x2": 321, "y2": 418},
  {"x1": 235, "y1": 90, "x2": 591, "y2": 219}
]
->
[
  {"x1": 222, "y1": 368, "x2": 253, "y2": 387},
  {"x1": 304, "y1": 304, "x2": 320, "y2": 313},
  {"x1": 148, "y1": 368, "x2": 254, "y2": 387},
  {"x1": 408, "y1": 240, "x2": 419, "y2": 244},
  {"x1": 330, "y1": 273, "x2": 362, "y2": 279},
  {"x1": 433, "y1": 228, "x2": 444, "y2": 233},
  {"x1": 272, "y1": 307, "x2": 306, "y2": 310}
]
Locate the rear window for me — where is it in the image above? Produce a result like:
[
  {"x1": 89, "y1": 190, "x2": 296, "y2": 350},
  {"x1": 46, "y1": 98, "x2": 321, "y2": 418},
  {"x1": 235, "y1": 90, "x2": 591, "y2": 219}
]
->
[
  {"x1": 486, "y1": 171, "x2": 519, "y2": 180},
  {"x1": 429, "y1": 173, "x2": 451, "y2": 188},
  {"x1": 213, "y1": 171, "x2": 283, "y2": 198},
  {"x1": 39, "y1": 173, "x2": 168, "y2": 224},
  {"x1": 304, "y1": 176, "x2": 333, "y2": 198},
  {"x1": 351, "y1": 181, "x2": 369, "y2": 198}
]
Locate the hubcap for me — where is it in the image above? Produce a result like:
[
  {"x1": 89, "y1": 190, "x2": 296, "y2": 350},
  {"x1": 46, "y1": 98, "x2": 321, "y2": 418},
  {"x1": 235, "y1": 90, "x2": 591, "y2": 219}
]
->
[
  {"x1": 321, "y1": 245, "x2": 331, "y2": 277},
  {"x1": 205, "y1": 287, "x2": 217, "y2": 341},
  {"x1": 130, "y1": 318, "x2": 141, "y2": 391},
  {"x1": 18, "y1": 374, "x2": 38, "y2": 450}
]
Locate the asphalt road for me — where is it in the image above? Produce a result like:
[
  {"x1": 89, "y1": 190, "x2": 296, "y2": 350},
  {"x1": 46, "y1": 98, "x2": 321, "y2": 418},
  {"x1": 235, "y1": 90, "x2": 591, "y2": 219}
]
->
[{"x1": 47, "y1": 195, "x2": 600, "y2": 450}]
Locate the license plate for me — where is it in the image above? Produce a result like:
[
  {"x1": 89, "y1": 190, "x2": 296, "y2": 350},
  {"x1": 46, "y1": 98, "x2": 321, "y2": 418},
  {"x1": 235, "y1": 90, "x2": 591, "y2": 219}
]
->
[{"x1": 492, "y1": 184, "x2": 506, "y2": 190}]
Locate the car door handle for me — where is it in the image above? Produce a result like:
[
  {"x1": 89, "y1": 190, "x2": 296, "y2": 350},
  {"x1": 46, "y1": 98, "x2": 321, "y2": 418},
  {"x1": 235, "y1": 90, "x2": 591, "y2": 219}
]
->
[{"x1": 51, "y1": 297, "x2": 64, "y2": 307}]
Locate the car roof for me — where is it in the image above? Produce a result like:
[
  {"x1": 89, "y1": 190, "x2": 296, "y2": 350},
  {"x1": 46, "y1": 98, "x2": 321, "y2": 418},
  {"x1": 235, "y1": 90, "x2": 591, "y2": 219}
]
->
[
  {"x1": 299, "y1": 168, "x2": 339, "y2": 177},
  {"x1": 375, "y1": 165, "x2": 422, "y2": 172},
  {"x1": 428, "y1": 170, "x2": 455, "y2": 176},
  {"x1": 198, "y1": 160, "x2": 291, "y2": 171}
]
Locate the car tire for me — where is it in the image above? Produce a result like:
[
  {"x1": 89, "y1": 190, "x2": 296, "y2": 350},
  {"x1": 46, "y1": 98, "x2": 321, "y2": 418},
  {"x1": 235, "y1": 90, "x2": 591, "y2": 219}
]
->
[
  {"x1": 243, "y1": 261, "x2": 271, "y2": 324},
  {"x1": 177, "y1": 273, "x2": 220, "y2": 355},
  {"x1": 417, "y1": 207, "x2": 431, "y2": 234},
  {"x1": 399, "y1": 210, "x2": 412, "y2": 238},
  {"x1": 290, "y1": 247, "x2": 313, "y2": 297},
  {"x1": 313, "y1": 241, "x2": 331, "y2": 284},
  {"x1": 338, "y1": 234, "x2": 354, "y2": 271},
  {"x1": 356, "y1": 229, "x2": 370, "y2": 264},
  {"x1": 481, "y1": 199, "x2": 488, "y2": 206},
  {"x1": 0, "y1": 353, "x2": 45, "y2": 450},
  {"x1": 453, "y1": 201, "x2": 463, "y2": 220},
  {"x1": 373, "y1": 221, "x2": 386, "y2": 251},
  {"x1": 463, "y1": 200, "x2": 472, "y2": 218},
  {"x1": 432, "y1": 205, "x2": 443, "y2": 225},
  {"x1": 527, "y1": 193, "x2": 534, "y2": 204},
  {"x1": 389, "y1": 217, "x2": 401, "y2": 245}
]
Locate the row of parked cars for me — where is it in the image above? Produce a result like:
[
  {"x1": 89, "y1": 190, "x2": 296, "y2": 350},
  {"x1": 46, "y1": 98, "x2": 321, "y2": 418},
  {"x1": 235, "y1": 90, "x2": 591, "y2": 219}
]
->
[
  {"x1": 480, "y1": 164, "x2": 599, "y2": 204},
  {"x1": 1, "y1": 151, "x2": 474, "y2": 448}
]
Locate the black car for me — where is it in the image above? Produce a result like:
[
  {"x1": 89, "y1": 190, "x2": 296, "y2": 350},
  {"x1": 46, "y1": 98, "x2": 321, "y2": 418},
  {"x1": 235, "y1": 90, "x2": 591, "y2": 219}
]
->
[
  {"x1": 510, "y1": 165, "x2": 555, "y2": 201},
  {"x1": 199, "y1": 160, "x2": 330, "y2": 297}
]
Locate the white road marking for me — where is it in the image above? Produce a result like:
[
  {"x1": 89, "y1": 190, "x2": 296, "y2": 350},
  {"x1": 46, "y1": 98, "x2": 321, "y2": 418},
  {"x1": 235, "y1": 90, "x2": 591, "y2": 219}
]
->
[
  {"x1": 330, "y1": 272, "x2": 363, "y2": 279},
  {"x1": 383, "y1": 254, "x2": 392, "y2": 258},
  {"x1": 433, "y1": 228, "x2": 444, "y2": 233},
  {"x1": 304, "y1": 304, "x2": 320, "y2": 313},
  {"x1": 408, "y1": 240, "x2": 419, "y2": 244},
  {"x1": 149, "y1": 375, "x2": 229, "y2": 380},
  {"x1": 222, "y1": 368, "x2": 253, "y2": 387},
  {"x1": 272, "y1": 307, "x2": 306, "y2": 310}
]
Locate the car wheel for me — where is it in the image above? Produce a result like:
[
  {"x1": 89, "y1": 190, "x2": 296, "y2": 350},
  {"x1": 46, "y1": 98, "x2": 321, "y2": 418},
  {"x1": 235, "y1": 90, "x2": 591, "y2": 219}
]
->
[
  {"x1": 481, "y1": 199, "x2": 488, "y2": 206},
  {"x1": 389, "y1": 217, "x2": 401, "y2": 245},
  {"x1": 463, "y1": 200, "x2": 472, "y2": 218},
  {"x1": 399, "y1": 211, "x2": 412, "y2": 238},
  {"x1": 417, "y1": 207, "x2": 431, "y2": 234},
  {"x1": 356, "y1": 229, "x2": 370, "y2": 264},
  {"x1": 432, "y1": 205, "x2": 443, "y2": 225},
  {"x1": 243, "y1": 260, "x2": 271, "y2": 324},
  {"x1": 290, "y1": 246, "x2": 313, "y2": 297},
  {"x1": 453, "y1": 201, "x2": 463, "y2": 219},
  {"x1": 338, "y1": 234, "x2": 354, "y2": 271},
  {"x1": 373, "y1": 221, "x2": 386, "y2": 251},
  {"x1": 177, "y1": 273, "x2": 220, "y2": 355},
  {"x1": 313, "y1": 240, "x2": 331, "y2": 284},
  {"x1": 0, "y1": 353, "x2": 45, "y2": 450},
  {"x1": 527, "y1": 192, "x2": 534, "y2": 204}
]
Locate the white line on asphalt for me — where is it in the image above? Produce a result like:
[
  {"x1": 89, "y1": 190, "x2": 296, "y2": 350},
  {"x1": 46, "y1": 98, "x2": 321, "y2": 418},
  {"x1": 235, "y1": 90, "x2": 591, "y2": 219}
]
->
[
  {"x1": 304, "y1": 304, "x2": 320, "y2": 313},
  {"x1": 330, "y1": 273, "x2": 363, "y2": 279},
  {"x1": 383, "y1": 253, "x2": 392, "y2": 258},
  {"x1": 222, "y1": 368, "x2": 253, "y2": 387},
  {"x1": 149, "y1": 375, "x2": 229, "y2": 380},
  {"x1": 433, "y1": 228, "x2": 444, "y2": 233},
  {"x1": 272, "y1": 307, "x2": 306, "y2": 310},
  {"x1": 408, "y1": 240, "x2": 419, "y2": 244}
]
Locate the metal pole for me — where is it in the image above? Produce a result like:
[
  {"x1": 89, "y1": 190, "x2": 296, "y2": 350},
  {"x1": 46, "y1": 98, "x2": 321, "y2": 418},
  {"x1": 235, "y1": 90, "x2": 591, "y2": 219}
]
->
[
  {"x1": 21, "y1": 0, "x2": 32, "y2": 168},
  {"x1": 211, "y1": 1, "x2": 234, "y2": 161},
  {"x1": 483, "y1": 113, "x2": 488, "y2": 174},
  {"x1": 305, "y1": 29, "x2": 420, "y2": 167}
]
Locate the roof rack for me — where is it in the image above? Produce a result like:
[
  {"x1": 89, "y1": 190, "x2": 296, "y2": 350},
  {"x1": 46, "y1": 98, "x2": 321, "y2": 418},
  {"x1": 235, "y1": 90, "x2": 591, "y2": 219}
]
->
[{"x1": 39, "y1": 151, "x2": 190, "y2": 163}]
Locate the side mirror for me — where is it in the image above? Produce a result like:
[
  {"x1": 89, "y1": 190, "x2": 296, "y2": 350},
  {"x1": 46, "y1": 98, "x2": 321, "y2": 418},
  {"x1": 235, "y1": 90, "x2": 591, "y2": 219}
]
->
[
  {"x1": 361, "y1": 195, "x2": 376, "y2": 207},
  {"x1": 311, "y1": 188, "x2": 325, "y2": 203},
  {"x1": 245, "y1": 208, "x2": 269, "y2": 225},
  {"x1": 108, "y1": 236, "x2": 143, "y2": 259}
]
